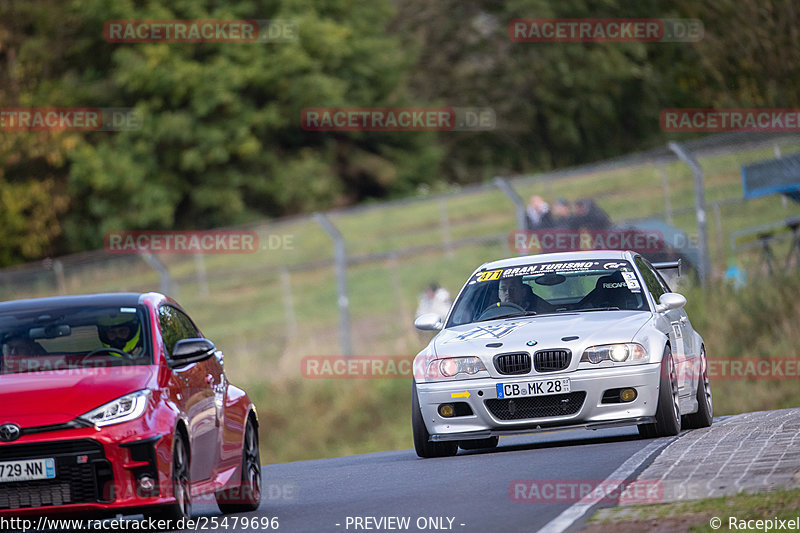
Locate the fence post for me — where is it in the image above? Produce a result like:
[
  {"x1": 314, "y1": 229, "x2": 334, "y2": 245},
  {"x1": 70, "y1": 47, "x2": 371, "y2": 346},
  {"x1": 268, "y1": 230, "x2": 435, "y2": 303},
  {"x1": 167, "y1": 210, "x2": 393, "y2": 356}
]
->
[
  {"x1": 494, "y1": 177, "x2": 527, "y2": 232},
  {"x1": 776, "y1": 143, "x2": 789, "y2": 208},
  {"x1": 668, "y1": 142, "x2": 711, "y2": 287},
  {"x1": 52, "y1": 259, "x2": 66, "y2": 295},
  {"x1": 313, "y1": 212, "x2": 352, "y2": 357},
  {"x1": 712, "y1": 202, "x2": 724, "y2": 278},
  {"x1": 140, "y1": 252, "x2": 177, "y2": 297}
]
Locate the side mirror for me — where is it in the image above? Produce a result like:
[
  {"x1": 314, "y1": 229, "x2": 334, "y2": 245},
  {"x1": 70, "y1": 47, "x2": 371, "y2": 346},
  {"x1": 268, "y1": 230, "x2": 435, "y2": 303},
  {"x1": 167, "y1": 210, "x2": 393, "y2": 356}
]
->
[
  {"x1": 414, "y1": 313, "x2": 443, "y2": 331},
  {"x1": 169, "y1": 338, "x2": 215, "y2": 367},
  {"x1": 655, "y1": 293, "x2": 687, "y2": 313}
]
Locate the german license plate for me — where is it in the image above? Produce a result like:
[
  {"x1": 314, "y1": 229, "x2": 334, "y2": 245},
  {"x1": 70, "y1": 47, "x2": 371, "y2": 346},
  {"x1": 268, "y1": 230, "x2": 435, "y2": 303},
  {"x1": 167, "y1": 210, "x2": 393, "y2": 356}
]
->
[
  {"x1": 496, "y1": 378, "x2": 570, "y2": 399},
  {"x1": 0, "y1": 458, "x2": 56, "y2": 483}
]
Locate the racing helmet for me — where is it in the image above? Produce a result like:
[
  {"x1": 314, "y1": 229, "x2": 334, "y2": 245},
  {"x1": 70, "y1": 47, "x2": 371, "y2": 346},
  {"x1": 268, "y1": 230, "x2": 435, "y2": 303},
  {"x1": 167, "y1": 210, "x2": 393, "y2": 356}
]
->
[{"x1": 97, "y1": 313, "x2": 141, "y2": 353}]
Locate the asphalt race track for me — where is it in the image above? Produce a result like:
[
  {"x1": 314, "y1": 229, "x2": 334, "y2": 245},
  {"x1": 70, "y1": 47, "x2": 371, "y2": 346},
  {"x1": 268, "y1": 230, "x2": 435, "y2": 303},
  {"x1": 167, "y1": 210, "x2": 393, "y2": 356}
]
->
[{"x1": 191, "y1": 426, "x2": 680, "y2": 533}]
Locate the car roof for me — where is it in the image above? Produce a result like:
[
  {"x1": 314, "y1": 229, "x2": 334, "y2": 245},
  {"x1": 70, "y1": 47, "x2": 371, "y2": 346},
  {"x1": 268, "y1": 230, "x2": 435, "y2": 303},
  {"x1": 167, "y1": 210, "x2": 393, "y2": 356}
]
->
[
  {"x1": 0, "y1": 292, "x2": 164, "y2": 312},
  {"x1": 478, "y1": 250, "x2": 633, "y2": 271}
]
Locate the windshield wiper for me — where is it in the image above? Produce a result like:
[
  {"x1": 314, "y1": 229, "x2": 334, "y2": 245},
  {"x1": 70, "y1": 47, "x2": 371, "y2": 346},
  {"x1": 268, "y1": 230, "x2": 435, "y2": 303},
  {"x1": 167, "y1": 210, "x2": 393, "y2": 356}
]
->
[
  {"x1": 577, "y1": 307, "x2": 620, "y2": 312},
  {"x1": 476, "y1": 310, "x2": 537, "y2": 322}
]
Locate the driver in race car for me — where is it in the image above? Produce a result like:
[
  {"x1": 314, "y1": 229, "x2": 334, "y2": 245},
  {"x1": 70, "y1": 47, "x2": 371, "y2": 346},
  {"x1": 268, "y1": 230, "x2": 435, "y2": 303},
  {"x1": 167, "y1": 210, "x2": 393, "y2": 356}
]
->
[
  {"x1": 498, "y1": 277, "x2": 529, "y2": 308},
  {"x1": 97, "y1": 314, "x2": 144, "y2": 357},
  {"x1": 496, "y1": 276, "x2": 555, "y2": 314}
]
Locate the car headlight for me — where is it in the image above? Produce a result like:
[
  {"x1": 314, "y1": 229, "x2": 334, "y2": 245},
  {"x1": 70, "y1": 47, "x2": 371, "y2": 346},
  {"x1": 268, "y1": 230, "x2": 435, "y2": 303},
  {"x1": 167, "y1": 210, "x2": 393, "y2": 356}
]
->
[
  {"x1": 79, "y1": 390, "x2": 151, "y2": 427},
  {"x1": 429, "y1": 357, "x2": 486, "y2": 378},
  {"x1": 581, "y1": 343, "x2": 647, "y2": 365}
]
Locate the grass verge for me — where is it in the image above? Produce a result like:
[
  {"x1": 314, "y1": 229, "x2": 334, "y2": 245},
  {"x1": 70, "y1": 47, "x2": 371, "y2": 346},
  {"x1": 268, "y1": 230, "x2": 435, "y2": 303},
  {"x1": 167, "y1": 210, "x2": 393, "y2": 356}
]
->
[{"x1": 586, "y1": 487, "x2": 800, "y2": 532}]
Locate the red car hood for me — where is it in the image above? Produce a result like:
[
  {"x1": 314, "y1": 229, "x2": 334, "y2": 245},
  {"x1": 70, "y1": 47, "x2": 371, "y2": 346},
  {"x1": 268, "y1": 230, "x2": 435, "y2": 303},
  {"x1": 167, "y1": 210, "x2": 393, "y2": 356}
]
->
[{"x1": 0, "y1": 366, "x2": 156, "y2": 428}]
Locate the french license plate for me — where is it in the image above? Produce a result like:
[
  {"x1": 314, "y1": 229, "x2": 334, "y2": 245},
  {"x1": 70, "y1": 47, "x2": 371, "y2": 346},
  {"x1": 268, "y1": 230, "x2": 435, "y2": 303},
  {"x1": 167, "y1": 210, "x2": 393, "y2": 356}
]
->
[
  {"x1": 496, "y1": 378, "x2": 570, "y2": 399},
  {"x1": 0, "y1": 458, "x2": 56, "y2": 483}
]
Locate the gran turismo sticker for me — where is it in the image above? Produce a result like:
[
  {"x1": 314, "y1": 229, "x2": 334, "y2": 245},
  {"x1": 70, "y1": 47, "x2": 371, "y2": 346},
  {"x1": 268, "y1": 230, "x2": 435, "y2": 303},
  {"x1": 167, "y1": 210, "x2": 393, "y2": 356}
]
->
[
  {"x1": 499, "y1": 261, "x2": 598, "y2": 278},
  {"x1": 445, "y1": 321, "x2": 526, "y2": 342},
  {"x1": 474, "y1": 261, "x2": 638, "y2": 282}
]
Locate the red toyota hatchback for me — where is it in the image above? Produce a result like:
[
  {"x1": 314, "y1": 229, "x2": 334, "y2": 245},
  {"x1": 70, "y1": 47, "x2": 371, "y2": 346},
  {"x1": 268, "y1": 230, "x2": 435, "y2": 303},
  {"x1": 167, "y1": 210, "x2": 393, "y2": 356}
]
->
[{"x1": 0, "y1": 292, "x2": 261, "y2": 519}]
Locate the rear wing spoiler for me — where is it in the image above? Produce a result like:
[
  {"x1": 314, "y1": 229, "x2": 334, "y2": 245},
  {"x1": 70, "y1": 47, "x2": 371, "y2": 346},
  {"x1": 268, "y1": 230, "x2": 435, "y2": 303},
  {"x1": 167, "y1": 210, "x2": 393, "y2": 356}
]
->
[{"x1": 652, "y1": 259, "x2": 682, "y2": 277}]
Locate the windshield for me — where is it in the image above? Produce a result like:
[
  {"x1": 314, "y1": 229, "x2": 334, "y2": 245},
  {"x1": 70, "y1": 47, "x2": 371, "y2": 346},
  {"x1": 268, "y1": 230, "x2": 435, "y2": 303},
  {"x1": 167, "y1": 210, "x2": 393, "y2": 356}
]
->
[
  {"x1": 0, "y1": 305, "x2": 151, "y2": 375},
  {"x1": 447, "y1": 259, "x2": 648, "y2": 327}
]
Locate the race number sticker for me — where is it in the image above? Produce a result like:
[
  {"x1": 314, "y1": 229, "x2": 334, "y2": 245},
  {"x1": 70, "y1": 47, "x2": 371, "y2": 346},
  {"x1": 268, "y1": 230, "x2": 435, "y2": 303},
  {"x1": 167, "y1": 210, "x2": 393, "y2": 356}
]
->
[
  {"x1": 671, "y1": 323, "x2": 685, "y2": 356},
  {"x1": 477, "y1": 270, "x2": 502, "y2": 282},
  {"x1": 621, "y1": 271, "x2": 641, "y2": 291}
]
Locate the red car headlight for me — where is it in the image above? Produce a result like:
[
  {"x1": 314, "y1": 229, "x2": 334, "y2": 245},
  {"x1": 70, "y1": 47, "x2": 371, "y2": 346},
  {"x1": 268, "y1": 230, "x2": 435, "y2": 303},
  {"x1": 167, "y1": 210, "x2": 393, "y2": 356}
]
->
[{"x1": 79, "y1": 389, "x2": 151, "y2": 427}]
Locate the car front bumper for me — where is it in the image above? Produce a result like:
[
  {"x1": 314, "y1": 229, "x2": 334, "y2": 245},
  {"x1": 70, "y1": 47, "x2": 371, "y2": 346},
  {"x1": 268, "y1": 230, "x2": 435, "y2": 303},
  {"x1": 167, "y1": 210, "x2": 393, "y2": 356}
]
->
[
  {"x1": 416, "y1": 362, "x2": 661, "y2": 441},
  {"x1": 0, "y1": 420, "x2": 174, "y2": 517}
]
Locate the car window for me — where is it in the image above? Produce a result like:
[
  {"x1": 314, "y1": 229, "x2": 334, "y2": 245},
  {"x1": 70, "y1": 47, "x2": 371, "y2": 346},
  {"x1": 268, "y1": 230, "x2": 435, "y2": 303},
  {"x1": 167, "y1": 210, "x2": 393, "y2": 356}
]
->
[
  {"x1": 654, "y1": 266, "x2": 674, "y2": 293},
  {"x1": 0, "y1": 305, "x2": 150, "y2": 374},
  {"x1": 158, "y1": 305, "x2": 200, "y2": 356},
  {"x1": 447, "y1": 259, "x2": 647, "y2": 327},
  {"x1": 634, "y1": 256, "x2": 666, "y2": 301}
]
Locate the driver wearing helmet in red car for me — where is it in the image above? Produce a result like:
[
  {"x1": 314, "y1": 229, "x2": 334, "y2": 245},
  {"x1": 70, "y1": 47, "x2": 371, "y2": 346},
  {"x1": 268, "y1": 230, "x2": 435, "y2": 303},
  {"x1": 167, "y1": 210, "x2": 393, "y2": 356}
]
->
[{"x1": 97, "y1": 313, "x2": 143, "y2": 357}]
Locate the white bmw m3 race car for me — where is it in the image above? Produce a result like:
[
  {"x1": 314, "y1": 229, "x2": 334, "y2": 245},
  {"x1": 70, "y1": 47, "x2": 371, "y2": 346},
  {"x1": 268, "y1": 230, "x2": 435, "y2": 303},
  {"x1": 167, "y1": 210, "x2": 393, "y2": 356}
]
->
[{"x1": 411, "y1": 250, "x2": 712, "y2": 458}]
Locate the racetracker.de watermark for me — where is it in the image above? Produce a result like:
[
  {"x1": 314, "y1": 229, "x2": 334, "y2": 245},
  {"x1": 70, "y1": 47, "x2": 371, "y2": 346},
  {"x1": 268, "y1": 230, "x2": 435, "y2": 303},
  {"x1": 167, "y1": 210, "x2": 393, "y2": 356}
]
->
[
  {"x1": 302, "y1": 356, "x2": 413, "y2": 379},
  {"x1": 104, "y1": 19, "x2": 297, "y2": 43},
  {"x1": 0, "y1": 108, "x2": 141, "y2": 131},
  {"x1": 104, "y1": 230, "x2": 294, "y2": 254},
  {"x1": 509, "y1": 18, "x2": 703, "y2": 42},
  {"x1": 509, "y1": 229, "x2": 665, "y2": 254},
  {"x1": 510, "y1": 479, "x2": 663, "y2": 503},
  {"x1": 661, "y1": 109, "x2": 800, "y2": 132},
  {"x1": 692, "y1": 357, "x2": 800, "y2": 381},
  {"x1": 1, "y1": 515, "x2": 279, "y2": 532},
  {"x1": 301, "y1": 107, "x2": 495, "y2": 131}
]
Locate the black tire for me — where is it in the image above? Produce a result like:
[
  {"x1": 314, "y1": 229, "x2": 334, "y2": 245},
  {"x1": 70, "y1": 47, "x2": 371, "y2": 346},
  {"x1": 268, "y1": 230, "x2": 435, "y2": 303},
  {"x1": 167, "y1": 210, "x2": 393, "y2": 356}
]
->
[
  {"x1": 459, "y1": 437, "x2": 499, "y2": 451},
  {"x1": 638, "y1": 345, "x2": 681, "y2": 438},
  {"x1": 683, "y1": 347, "x2": 713, "y2": 429},
  {"x1": 217, "y1": 416, "x2": 262, "y2": 513},
  {"x1": 149, "y1": 431, "x2": 192, "y2": 522},
  {"x1": 412, "y1": 380, "x2": 458, "y2": 458}
]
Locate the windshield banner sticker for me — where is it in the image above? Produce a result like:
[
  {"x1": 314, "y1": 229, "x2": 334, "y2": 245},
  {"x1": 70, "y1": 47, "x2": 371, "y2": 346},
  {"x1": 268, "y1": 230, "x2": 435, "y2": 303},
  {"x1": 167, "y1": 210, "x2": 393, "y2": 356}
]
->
[
  {"x1": 500, "y1": 261, "x2": 598, "y2": 278},
  {"x1": 474, "y1": 261, "x2": 636, "y2": 282}
]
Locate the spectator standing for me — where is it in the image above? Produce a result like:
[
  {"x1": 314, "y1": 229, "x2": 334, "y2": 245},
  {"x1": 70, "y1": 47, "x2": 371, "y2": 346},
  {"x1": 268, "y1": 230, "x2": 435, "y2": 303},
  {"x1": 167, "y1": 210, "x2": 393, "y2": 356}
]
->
[
  {"x1": 526, "y1": 195, "x2": 554, "y2": 229},
  {"x1": 415, "y1": 283, "x2": 452, "y2": 322}
]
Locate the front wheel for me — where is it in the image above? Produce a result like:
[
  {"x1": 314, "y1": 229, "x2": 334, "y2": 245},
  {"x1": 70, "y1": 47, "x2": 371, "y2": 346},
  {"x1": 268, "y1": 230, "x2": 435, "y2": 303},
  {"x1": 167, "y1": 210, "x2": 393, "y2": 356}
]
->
[
  {"x1": 683, "y1": 346, "x2": 713, "y2": 429},
  {"x1": 412, "y1": 380, "x2": 458, "y2": 458},
  {"x1": 148, "y1": 431, "x2": 191, "y2": 522},
  {"x1": 217, "y1": 416, "x2": 262, "y2": 513},
  {"x1": 638, "y1": 345, "x2": 681, "y2": 438}
]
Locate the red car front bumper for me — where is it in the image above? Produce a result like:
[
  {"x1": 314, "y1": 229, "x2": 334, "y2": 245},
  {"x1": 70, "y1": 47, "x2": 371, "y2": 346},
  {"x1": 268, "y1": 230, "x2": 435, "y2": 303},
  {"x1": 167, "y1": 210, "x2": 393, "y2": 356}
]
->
[{"x1": 0, "y1": 419, "x2": 176, "y2": 517}]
